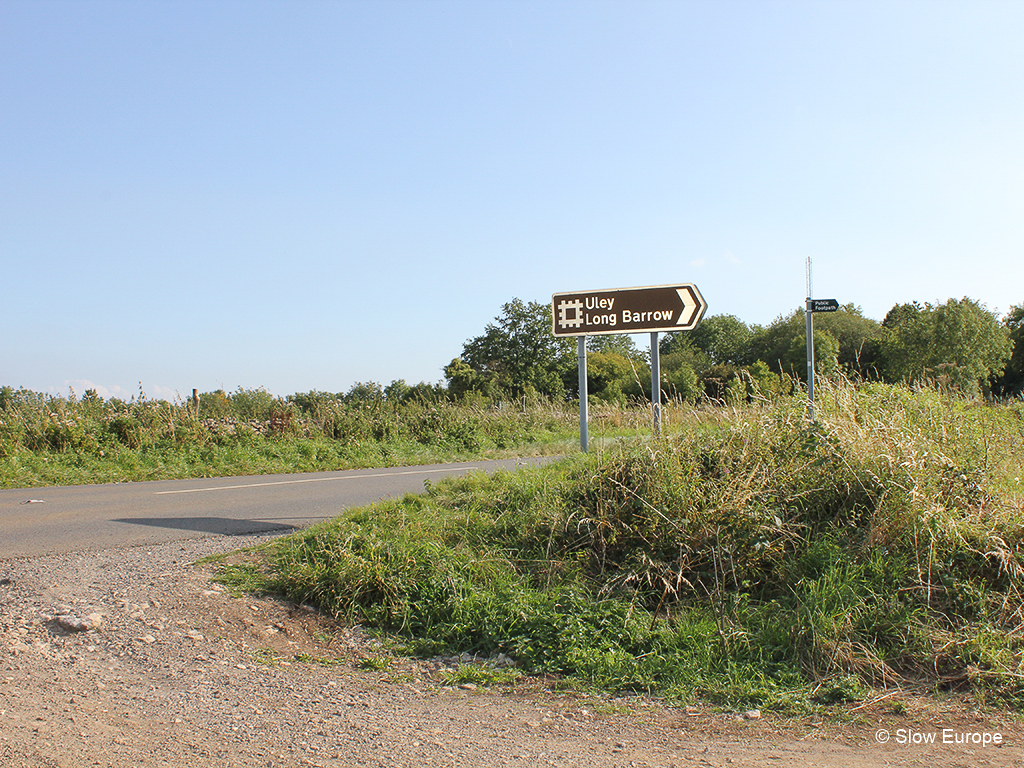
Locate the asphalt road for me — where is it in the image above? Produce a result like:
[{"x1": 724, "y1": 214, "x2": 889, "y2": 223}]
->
[{"x1": 0, "y1": 458, "x2": 553, "y2": 558}]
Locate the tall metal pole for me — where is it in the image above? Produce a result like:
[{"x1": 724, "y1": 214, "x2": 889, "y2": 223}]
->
[
  {"x1": 805, "y1": 258, "x2": 815, "y2": 421},
  {"x1": 578, "y1": 336, "x2": 589, "y2": 452},
  {"x1": 806, "y1": 297, "x2": 815, "y2": 421},
  {"x1": 650, "y1": 331, "x2": 661, "y2": 437}
]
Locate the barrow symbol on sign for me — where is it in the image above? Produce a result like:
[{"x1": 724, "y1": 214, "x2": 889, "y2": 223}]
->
[{"x1": 557, "y1": 299, "x2": 585, "y2": 330}]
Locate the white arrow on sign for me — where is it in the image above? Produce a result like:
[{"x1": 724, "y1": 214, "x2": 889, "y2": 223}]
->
[
  {"x1": 676, "y1": 287, "x2": 700, "y2": 326},
  {"x1": 675, "y1": 286, "x2": 708, "y2": 327}
]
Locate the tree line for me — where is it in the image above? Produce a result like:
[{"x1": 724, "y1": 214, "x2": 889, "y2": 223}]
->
[
  {"x1": 443, "y1": 296, "x2": 1024, "y2": 404},
  {"x1": 6, "y1": 295, "x2": 1018, "y2": 416}
]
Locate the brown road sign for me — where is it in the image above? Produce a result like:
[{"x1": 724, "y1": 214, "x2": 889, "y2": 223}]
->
[{"x1": 552, "y1": 283, "x2": 707, "y2": 337}]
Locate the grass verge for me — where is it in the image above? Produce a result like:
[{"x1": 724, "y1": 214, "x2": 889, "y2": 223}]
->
[
  {"x1": 0, "y1": 386, "x2": 661, "y2": 488},
  {"x1": 217, "y1": 379, "x2": 1024, "y2": 710}
]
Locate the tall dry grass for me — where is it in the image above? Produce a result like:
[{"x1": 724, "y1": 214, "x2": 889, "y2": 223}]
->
[{"x1": 225, "y1": 378, "x2": 1024, "y2": 706}]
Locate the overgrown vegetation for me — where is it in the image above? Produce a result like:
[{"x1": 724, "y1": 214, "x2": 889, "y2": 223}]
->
[
  {"x1": 223, "y1": 379, "x2": 1024, "y2": 709},
  {"x1": 0, "y1": 384, "x2": 581, "y2": 488}
]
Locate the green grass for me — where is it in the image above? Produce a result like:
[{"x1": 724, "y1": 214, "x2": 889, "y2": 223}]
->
[
  {"x1": 0, "y1": 387, "x2": 581, "y2": 488},
  {"x1": 217, "y1": 379, "x2": 1024, "y2": 710},
  {"x1": 0, "y1": 383, "x2": 754, "y2": 489},
  {"x1": 0, "y1": 383, "x2": 742, "y2": 489}
]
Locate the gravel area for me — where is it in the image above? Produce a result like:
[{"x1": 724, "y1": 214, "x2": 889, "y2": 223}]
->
[{"x1": 2, "y1": 533, "x2": 1022, "y2": 767}]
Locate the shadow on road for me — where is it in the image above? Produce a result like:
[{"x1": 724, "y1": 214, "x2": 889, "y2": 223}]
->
[{"x1": 113, "y1": 517, "x2": 299, "y2": 536}]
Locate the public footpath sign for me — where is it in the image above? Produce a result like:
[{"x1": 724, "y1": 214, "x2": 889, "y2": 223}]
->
[
  {"x1": 809, "y1": 299, "x2": 839, "y2": 313},
  {"x1": 552, "y1": 283, "x2": 707, "y2": 337}
]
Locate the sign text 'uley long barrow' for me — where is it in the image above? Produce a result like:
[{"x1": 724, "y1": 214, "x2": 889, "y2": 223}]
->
[{"x1": 552, "y1": 284, "x2": 706, "y2": 336}]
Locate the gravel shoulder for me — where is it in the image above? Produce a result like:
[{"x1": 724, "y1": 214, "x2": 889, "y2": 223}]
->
[{"x1": 2, "y1": 533, "x2": 1022, "y2": 768}]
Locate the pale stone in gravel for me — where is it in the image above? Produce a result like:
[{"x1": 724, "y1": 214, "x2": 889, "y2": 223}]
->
[{"x1": 56, "y1": 613, "x2": 102, "y2": 632}]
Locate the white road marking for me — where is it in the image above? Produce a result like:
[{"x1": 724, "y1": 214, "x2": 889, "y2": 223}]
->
[{"x1": 153, "y1": 466, "x2": 480, "y2": 495}]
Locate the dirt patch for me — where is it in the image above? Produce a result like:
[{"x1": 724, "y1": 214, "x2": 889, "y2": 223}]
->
[{"x1": 1, "y1": 534, "x2": 1021, "y2": 767}]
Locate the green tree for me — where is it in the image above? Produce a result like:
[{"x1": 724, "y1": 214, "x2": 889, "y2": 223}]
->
[
  {"x1": 198, "y1": 389, "x2": 232, "y2": 418},
  {"x1": 443, "y1": 358, "x2": 484, "y2": 399},
  {"x1": 992, "y1": 304, "x2": 1024, "y2": 397},
  {"x1": 877, "y1": 302, "x2": 930, "y2": 382},
  {"x1": 701, "y1": 364, "x2": 746, "y2": 403},
  {"x1": 587, "y1": 351, "x2": 637, "y2": 403},
  {"x1": 812, "y1": 304, "x2": 883, "y2": 378},
  {"x1": 343, "y1": 381, "x2": 385, "y2": 404},
  {"x1": 879, "y1": 297, "x2": 1011, "y2": 393},
  {"x1": 664, "y1": 360, "x2": 700, "y2": 402},
  {"x1": 743, "y1": 359, "x2": 786, "y2": 398},
  {"x1": 749, "y1": 312, "x2": 805, "y2": 377},
  {"x1": 230, "y1": 386, "x2": 281, "y2": 419},
  {"x1": 658, "y1": 333, "x2": 712, "y2": 376},
  {"x1": 587, "y1": 334, "x2": 641, "y2": 358},
  {"x1": 583, "y1": 335, "x2": 646, "y2": 401},
  {"x1": 455, "y1": 299, "x2": 576, "y2": 399},
  {"x1": 784, "y1": 329, "x2": 841, "y2": 377},
  {"x1": 750, "y1": 305, "x2": 883, "y2": 381},
  {"x1": 681, "y1": 313, "x2": 754, "y2": 366}
]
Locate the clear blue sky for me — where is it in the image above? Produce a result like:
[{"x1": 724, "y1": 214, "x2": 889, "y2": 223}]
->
[{"x1": 2, "y1": 0, "x2": 1021, "y2": 400}]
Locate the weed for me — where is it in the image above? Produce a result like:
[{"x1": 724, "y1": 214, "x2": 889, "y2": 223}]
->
[
  {"x1": 252, "y1": 648, "x2": 285, "y2": 667},
  {"x1": 440, "y1": 663, "x2": 523, "y2": 687},
  {"x1": 357, "y1": 655, "x2": 393, "y2": 671},
  {"x1": 11, "y1": 378, "x2": 1024, "y2": 709},
  {"x1": 888, "y1": 700, "x2": 909, "y2": 715}
]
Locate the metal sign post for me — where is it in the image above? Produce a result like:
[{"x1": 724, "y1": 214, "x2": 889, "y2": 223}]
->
[
  {"x1": 553, "y1": 283, "x2": 706, "y2": 450},
  {"x1": 650, "y1": 332, "x2": 661, "y2": 437},
  {"x1": 805, "y1": 297, "x2": 815, "y2": 421},
  {"x1": 805, "y1": 298, "x2": 839, "y2": 422},
  {"x1": 578, "y1": 336, "x2": 589, "y2": 452}
]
